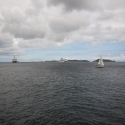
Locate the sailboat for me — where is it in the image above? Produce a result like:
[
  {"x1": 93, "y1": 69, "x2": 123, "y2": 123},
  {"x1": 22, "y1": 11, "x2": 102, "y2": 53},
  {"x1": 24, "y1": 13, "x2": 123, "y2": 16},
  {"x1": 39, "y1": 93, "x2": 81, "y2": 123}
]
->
[{"x1": 96, "y1": 56, "x2": 104, "y2": 68}]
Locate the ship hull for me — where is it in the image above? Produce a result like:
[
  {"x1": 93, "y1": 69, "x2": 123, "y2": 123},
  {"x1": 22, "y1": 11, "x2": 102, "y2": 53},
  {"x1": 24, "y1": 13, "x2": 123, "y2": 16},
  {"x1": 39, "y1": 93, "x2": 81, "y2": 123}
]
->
[
  {"x1": 12, "y1": 61, "x2": 17, "y2": 63},
  {"x1": 59, "y1": 61, "x2": 67, "y2": 63},
  {"x1": 96, "y1": 65, "x2": 104, "y2": 68}
]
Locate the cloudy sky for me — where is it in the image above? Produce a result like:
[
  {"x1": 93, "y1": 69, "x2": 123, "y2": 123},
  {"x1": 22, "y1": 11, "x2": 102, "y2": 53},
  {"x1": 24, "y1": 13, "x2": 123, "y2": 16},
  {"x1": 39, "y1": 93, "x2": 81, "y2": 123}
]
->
[{"x1": 0, "y1": 0, "x2": 125, "y2": 62}]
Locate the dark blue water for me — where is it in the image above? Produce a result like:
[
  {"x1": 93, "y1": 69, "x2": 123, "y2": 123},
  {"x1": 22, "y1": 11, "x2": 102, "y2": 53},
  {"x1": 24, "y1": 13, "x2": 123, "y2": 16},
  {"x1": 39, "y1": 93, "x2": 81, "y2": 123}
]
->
[{"x1": 0, "y1": 62, "x2": 125, "y2": 125}]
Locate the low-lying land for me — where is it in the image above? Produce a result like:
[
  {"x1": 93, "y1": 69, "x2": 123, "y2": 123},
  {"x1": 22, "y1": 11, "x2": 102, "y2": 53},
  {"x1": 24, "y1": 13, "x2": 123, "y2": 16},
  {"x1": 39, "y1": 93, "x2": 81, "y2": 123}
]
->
[{"x1": 93, "y1": 59, "x2": 115, "y2": 62}]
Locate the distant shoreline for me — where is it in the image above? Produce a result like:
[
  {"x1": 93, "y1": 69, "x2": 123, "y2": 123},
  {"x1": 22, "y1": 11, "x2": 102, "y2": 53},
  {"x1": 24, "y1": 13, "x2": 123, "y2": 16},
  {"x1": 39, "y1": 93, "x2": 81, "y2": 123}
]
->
[
  {"x1": 45, "y1": 60, "x2": 90, "y2": 62},
  {"x1": 93, "y1": 59, "x2": 115, "y2": 62},
  {"x1": 1, "y1": 59, "x2": 124, "y2": 63}
]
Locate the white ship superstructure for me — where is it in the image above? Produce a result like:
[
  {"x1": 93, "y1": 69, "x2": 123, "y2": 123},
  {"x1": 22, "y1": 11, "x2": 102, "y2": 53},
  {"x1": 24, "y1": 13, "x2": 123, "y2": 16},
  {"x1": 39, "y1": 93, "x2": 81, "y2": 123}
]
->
[
  {"x1": 59, "y1": 58, "x2": 68, "y2": 62},
  {"x1": 12, "y1": 56, "x2": 17, "y2": 63}
]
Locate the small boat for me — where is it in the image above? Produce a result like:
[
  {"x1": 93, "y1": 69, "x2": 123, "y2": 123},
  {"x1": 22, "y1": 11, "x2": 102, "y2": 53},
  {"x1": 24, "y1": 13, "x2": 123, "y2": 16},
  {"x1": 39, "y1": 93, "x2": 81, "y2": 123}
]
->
[
  {"x1": 96, "y1": 56, "x2": 104, "y2": 68},
  {"x1": 59, "y1": 58, "x2": 67, "y2": 63},
  {"x1": 12, "y1": 56, "x2": 17, "y2": 63}
]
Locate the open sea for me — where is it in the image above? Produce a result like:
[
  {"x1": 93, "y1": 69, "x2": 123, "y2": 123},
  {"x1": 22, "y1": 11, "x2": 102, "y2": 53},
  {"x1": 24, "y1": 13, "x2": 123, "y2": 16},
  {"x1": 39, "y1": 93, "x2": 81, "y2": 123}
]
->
[{"x1": 0, "y1": 62, "x2": 125, "y2": 125}]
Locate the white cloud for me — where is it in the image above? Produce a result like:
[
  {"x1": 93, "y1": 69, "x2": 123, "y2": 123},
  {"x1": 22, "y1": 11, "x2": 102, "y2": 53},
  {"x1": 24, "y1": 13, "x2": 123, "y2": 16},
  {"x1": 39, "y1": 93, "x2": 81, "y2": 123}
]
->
[
  {"x1": 0, "y1": 0, "x2": 125, "y2": 56},
  {"x1": 49, "y1": 11, "x2": 89, "y2": 33},
  {"x1": 120, "y1": 54, "x2": 125, "y2": 58},
  {"x1": 1, "y1": 6, "x2": 46, "y2": 40}
]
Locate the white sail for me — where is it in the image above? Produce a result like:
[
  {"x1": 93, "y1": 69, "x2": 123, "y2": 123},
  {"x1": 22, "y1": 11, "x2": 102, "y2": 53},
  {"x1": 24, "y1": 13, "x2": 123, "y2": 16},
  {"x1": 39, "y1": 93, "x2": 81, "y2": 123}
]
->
[
  {"x1": 98, "y1": 59, "x2": 101, "y2": 65},
  {"x1": 96, "y1": 56, "x2": 104, "y2": 68},
  {"x1": 100, "y1": 56, "x2": 104, "y2": 66}
]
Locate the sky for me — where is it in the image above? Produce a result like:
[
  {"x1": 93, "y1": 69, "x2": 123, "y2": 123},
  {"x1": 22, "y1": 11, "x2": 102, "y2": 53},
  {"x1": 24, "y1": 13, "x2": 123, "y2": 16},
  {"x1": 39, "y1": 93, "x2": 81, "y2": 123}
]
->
[{"x1": 0, "y1": 0, "x2": 125, "y2": 62}]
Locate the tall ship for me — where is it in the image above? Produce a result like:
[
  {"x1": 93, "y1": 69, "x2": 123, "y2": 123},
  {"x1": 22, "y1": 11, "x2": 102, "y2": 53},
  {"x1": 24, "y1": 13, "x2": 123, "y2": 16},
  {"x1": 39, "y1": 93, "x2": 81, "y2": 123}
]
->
[
  {"x1": 96, "y1": 56, "x2": 104, "y2": 68},
  {"x1": 12, "y1": 56, "x2": 17, "y2": 63}
]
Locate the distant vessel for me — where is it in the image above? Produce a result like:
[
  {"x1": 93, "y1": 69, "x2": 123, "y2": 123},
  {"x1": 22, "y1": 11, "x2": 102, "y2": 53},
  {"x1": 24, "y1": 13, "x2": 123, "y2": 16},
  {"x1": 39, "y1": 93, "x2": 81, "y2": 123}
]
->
[
  {"x1": 59, "y1": 58, "x2": 67, "y2": 63},
  {"x1": 12, "y1": 56, "x2": 17, "y2": 63},
  {"x1": 96, "y1": 56, "x2": 104, "y2": 68}
]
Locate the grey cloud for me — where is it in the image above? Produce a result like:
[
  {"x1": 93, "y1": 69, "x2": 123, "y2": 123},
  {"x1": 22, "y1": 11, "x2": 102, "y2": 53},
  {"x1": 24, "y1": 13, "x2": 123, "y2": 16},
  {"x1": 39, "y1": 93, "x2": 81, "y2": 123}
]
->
[
  {"x1": 0, "y1": 47, "x2": 24, "y2": 56},
  {"x1": 49, "y1": 17, "x2": 89, "y2": 33},
  {"x1": 47, "y1": 32, "x2": 68, "y2": 42},
  {"x1": 17, "y1": 38, "x2": 45, "y2": 48},
  {"x1": 97, "y1": 12, "x2": 114, "y2": 21},
  {"x1": 14, "y1": 30, "x2": 45, "y2": 40},
  {"x1": 31, "y1": 0, "x2": 43, "y2": 9},
  {"x1": 0, "y1": 34, "x2": 13, "y2": 48},
  {"x1": 49, "y1": 20, "x2": 79, "y2": 33},
  {"x1": 0, "y1": 0, "x2": 125, "y2": 57},
  {"x1": 0, "y1": 33, "x2": 24, "y2": 56},
  {"x1": 1, "y1": 7, "x2": 46, "y2": 40},
  {"x1": 47, "y1": 0, "x2": 100, "y2": 11},
  {"x1": 104, "y1": 0, "x2": 125, "y2": 10},
  {"x1": 2, "y1": 24, "x2": 46, "y2": 39},
  {"x1": 1, "y1": 7, "x2": 25, "y2": 24},
  {"x1": 25, "y1": 7, "x2": 38, "y2": 16}
]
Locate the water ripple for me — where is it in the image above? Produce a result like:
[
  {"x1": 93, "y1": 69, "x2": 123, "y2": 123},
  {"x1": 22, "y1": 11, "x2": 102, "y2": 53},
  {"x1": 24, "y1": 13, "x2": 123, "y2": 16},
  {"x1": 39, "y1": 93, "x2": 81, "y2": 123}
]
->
[{"x1": 0, "y1": 62, "x2": 125, "y2": 125}]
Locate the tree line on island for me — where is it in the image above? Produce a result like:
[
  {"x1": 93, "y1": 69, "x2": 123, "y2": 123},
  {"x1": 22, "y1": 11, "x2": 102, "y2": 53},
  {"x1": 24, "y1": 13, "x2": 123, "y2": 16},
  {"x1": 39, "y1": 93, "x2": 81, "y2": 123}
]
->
[
  {"x1": 44, "y1": 59, "x2": 115, "y2": 62},
  {"x1": 93, "y1": 59, "x2": 115, "y2": 62}
]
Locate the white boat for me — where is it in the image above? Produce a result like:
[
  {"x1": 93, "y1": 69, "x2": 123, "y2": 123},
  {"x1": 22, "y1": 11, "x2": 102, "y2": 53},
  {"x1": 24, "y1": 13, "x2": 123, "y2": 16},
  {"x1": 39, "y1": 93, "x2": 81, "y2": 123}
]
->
[
  {"x1": 96, "y1": 56, "x2": 104, "y2": 68},
  {"x1": 12, "y1": 56, "x2": 17, "y2": 63},
  {"x1": 59, "y1": 58, "x2": 67, "y2": 63}
]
